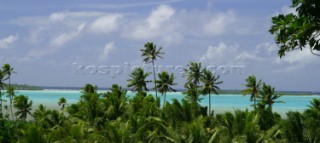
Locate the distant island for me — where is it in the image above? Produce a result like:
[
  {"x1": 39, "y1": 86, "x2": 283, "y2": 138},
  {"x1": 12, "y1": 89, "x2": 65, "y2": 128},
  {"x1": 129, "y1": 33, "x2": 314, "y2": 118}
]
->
[{"x1": 6, "y1": 84, "x2": 43, "y2": 90}]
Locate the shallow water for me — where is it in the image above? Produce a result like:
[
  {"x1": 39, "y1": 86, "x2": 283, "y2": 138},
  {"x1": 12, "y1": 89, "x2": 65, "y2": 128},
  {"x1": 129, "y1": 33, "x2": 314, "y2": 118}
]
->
[{"x1": 7, "y1": 90, "x2": 320, "y2": 115}]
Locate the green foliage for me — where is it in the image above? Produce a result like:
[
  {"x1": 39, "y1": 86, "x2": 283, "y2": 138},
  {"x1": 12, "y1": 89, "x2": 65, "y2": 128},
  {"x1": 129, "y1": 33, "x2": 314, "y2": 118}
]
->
[
  {"x1": 269, "y1": 0, "x2": 320, "y2": 57},
  {"x1": 58, "y1": 97, "x2": 67, "y2": 111},
  {"x1": 1, "y1": 62, "x2": 320, "y2": 143},
  {"x1": 81, "y1": 83, "x2": 98, "y2": 94},
  {"x1": 183, "y1": 62, "x2": 203, "y2": 87},
  {"x1": 156, "y1": 71, "x2": 177, "y2": 107},
  {"x1": 13, "y1": 95, "x2": 33, "y2": 120},
  {"x1": 242, "y1": 75, "x2": 262, "y2": 109},
  {"x1": 200, "y1": 68, "x2": 222, "y2": 115},
  {"x1": 258, "y1": 83, "x2": 285, "y2": 111},
  {"x1": 127, "y1": 68, "x2": 151, "y2": 93},
  {"x1": 183, "y1": 82, "x2": 202, "y2": 105},
  {"x1": 0, "y1": 84, "x2": 318, "y2": 142}
]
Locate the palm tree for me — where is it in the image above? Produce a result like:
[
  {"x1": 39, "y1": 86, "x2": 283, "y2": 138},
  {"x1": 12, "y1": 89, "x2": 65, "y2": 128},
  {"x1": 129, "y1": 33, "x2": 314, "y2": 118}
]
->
[
  {"x1": 259, "y1": 83, "x2": 284, "y2": 111},
  {"x1": 307, "y1": 98, "x2": 320, "y2": 111},
  {"x1": 0, "y1": 69, "x2": 6, "y2": 117},
  {"x1": 58, "y1": 97, "x2": 68, "y2": 111},
  {"x1": 183, "y1": 82, "x2": 202, "y2": 104},
  {"x1": 2, "y1": 64, "x2": 14, "y2": 86},
  {"x1": 242, "y1": 75, "x2": 262, "y2": 110},
  {"x1": 156, "y1": 71, "x2": 177, "y2": 108},
  {"x1": 13, "y1": 95, "x2": 33, "y2": 120},
  {"x1": 140, "y1": 42, "x2": 164, "y2": 99},
  {"x1": 6, "y1": 86, "x2": 16, "y2": 119},
  {"x1": 81, "y1": 84, "x2": 97, "y2": 94},
  {"x1": 183, "y1": 62, "x2": 203, "y2": 91},
  {"x1": 127, "y1": 68, "x2": 151, "y2": 93},
  {"x1": 200, "y1": 68, "x2": 223, "y2": 115},
  {"x1": 2, "y1": 64, "x2": 15, "y2": 119}
]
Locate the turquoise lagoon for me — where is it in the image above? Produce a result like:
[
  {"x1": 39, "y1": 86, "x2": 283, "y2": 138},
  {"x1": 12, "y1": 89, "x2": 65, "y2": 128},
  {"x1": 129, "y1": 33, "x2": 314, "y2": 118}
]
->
[{"x1": 14, "y1": 90, "x2": 320, "y2": 115}]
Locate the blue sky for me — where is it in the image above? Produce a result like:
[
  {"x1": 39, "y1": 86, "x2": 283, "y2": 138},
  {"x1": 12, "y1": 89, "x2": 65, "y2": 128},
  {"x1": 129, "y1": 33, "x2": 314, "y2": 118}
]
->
[{"x1": 0, "y1": 0, "x2": 319, "y2": 91}]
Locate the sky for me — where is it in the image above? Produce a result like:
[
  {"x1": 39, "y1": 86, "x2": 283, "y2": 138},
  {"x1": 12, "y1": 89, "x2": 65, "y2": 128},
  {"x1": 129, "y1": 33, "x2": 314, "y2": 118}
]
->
[{"x1": 0, "y1": 0, "x2": 319, "y2": 91}]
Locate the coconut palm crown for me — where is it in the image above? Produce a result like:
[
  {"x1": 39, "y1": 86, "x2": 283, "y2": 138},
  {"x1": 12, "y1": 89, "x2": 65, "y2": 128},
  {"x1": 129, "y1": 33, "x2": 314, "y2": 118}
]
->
[
  {"x1": 127, "y1": 68, "x2": 151, "y2": 93},
  {"x1": 200, "y1": 68, "x2": 223, "y2": 115},
  {"x1": 156, "y1": 71, "x2": 177, "y2": 107}
]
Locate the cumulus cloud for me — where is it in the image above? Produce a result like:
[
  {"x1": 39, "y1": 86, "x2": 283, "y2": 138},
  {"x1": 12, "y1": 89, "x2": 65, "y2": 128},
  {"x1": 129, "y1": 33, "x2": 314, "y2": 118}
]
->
[
  {"x1": 27, "y1": 23, "x2": 86, "y2": 58},
  {"x1": 99, "y1": 42, "x2": 115, "y2": 61},
  {"x1": 127, "y1": 4, "x2": 179, "y2": 43},
  {"x1": 0, "y1": 35, "x2": 19, "y2": 49},
  {"x1": 199, "y1": 43, "x2": 240, "y2": 65},
  {"x1": 200, "y1": 42, "x2": 277, "y2": 66},
  {"x1": 203, "y1": 10, "x2": 236, "y2": 36},
  {"x1": 50, "y1": 23, "x2": 86, "y2": 47},
  {"x1": 88, "y1": 14, "x2": 122, "y2": 34},
  {"x1": 277, "y1": 48, "x2": 317, "y2": 65}
]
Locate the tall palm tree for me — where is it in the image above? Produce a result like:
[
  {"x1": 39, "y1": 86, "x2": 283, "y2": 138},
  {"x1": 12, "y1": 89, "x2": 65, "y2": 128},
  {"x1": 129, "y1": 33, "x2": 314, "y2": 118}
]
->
[
  {"x1": 13, "y1": 95, "x2": 33, "y2": 120},
  {"x1": 242, "y1": 75, "x2": 262, "y2": 110},
  {"x1": 200, "y1": 68, "x2": 223, "y2": 115},
  {"x1": 183, "y1": 62, "x2": 203, "y2": 91},
  {"x1": 156, "y1": 71, "x2": 177, "y2": 108},
  {"x1": 259, "y1": 83, "x2": 284, "y2": 111},
  {"x1": 0, "y1": 69, "x2": 6, "y2": 117},
  {"x1": 2, "y1": 64, "x2": 14, "y2": 86},
  {"x1": 6, "y1": 86, "x2": 16, "y2": 119},
  {"x1": 2, "y1": 64, "x2": 15, "y2": 119},
  {"x1": 127, "y1": 68, "x2": 151, "y2": 93},
  {"x1": 140, "y1": 42, "x2": 164, "y2": 99}
]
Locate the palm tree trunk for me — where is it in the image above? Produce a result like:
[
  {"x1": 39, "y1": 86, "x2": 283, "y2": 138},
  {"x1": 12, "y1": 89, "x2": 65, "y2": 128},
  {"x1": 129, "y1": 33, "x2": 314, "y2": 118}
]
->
[
  {"x1": 163, "y1": 92, "x2": 166, "y2": 108},
  {"x1": 253, "y1": 96, "x2": 256, "y2": 110},
  {"x1": 0, "y1": 90, "x2": 2, "y2": 117},
  {"x1": 152, "y1": 61, "x2": 158, "y2": 100},
  {"x1": 9, "y1": 78, "x2": 15, "y2": 120},
  {"x1": 209, "y1": 92, "x2": 211, "y2": 115}
]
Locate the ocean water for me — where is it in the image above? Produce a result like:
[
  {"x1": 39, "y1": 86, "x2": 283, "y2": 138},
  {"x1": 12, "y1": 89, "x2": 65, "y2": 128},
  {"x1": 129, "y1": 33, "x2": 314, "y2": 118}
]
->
[{"x1": 11, "y1": 90, "x2": 320, "y2": 115}]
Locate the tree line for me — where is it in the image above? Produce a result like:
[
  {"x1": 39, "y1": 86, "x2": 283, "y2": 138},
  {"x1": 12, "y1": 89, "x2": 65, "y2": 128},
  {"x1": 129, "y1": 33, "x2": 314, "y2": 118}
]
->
[{"x1": 0, "y1": 42, "x2": 319, "y2": 142}]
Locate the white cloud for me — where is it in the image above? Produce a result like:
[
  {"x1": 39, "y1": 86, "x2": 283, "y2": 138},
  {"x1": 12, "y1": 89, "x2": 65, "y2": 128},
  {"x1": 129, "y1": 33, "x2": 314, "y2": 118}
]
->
[
  {"x1": 277, "y1": 48, "x2": 317, "y2": 65},
  {"x1": 0, "y1": 35, "x2": 19, "y2": 49},
  {"x1": 272, "y1": 48, "x2": 319, "y2": 73},
  {"x1": 50, "y1": 23, "x2": 86, "y2": 47},
  {"x1": 99, "y1": 42, "x2": 115, "y2": 61},
  {"x1": 147, "y1": 4, "x2": 175, "y2": 29},
  {"x1": 203, "y1": 10, "x2": 236, "y2": 36},
  {"x1": 255, "y1": 43, "x2": 277, "y2": 54},
  {"x1": 49, "y1": 12, "x2": 67, "y2": 22},
  {"x1": 200, "y1": 42, "x2": 275, "y2": 65},
  {"x1": 128, "y1": 4, "x2": 177, "y2": 41},
  {"x1": 27, "y1": 23, "x2": 86, "y2": 58},
  {"x1": 199, "y1": 43, "x2": 240, "y2": 65},
  {"x1": 88, "y1": 14, "x2": 122, "y2": 34}
]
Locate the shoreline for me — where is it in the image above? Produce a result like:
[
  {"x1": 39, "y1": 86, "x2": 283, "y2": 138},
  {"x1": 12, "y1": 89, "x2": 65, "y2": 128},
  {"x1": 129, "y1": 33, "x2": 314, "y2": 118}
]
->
[{"x1": 8, "y1": 90, "x2": 319, "y2": 96}]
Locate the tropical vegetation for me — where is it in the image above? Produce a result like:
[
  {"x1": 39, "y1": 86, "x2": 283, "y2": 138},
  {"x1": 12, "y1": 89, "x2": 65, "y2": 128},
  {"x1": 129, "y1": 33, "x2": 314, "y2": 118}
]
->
[{"x1": 0, "y1": 54, "x2": 319, "y2": 142}]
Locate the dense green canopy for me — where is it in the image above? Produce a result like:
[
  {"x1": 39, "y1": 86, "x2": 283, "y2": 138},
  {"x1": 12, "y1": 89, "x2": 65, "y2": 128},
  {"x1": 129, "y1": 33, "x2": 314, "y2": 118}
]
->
[{"x1": 270, "y1": 0, "x2": 320, "y2": 57}]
